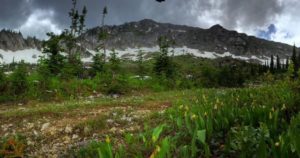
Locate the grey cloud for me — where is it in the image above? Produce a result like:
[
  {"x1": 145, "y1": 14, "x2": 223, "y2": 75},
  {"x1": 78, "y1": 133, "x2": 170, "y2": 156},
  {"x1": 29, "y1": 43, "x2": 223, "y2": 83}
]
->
[
  {"x1": 221, "y1": 0, "x2": 283, "y2": 29},
  {"x1": 0, "y1": 0, "x2": 288, "y2": 39}
]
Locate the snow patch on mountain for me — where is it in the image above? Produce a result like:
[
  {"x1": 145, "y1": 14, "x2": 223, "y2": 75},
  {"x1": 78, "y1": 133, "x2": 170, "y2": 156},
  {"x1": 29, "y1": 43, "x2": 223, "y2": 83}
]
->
[
  {"x1": 0, "y1": 46, "x2": 270, "y2": 64},
  {"x1": 0, "y1": 49, "x2": 44, "y2": 64}
]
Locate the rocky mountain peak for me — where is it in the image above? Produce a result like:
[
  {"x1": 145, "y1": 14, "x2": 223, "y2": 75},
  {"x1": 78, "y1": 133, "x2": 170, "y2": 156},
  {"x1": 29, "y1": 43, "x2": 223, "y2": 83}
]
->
[
  {"x1": 0, "y1": 29, "x2": 42, "y2": 51},
  {"x1": 209, "y1": 24, "x2": 226, "y2": 31}
]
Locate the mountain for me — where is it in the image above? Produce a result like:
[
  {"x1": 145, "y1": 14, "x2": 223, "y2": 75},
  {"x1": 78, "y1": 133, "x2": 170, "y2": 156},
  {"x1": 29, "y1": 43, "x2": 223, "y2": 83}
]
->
[
  {"x1": 0, "y1": 29, "x2": 42, "y2": 64},
  {"x1": 80, "y1": 19, "x2": 293, "y2": 62},
  {"x1": 0, "y1": 29, "x2": 42, "y2": 51},
  {"x1": 0, "y1": 19, "x2": 296, "y2": 64}
]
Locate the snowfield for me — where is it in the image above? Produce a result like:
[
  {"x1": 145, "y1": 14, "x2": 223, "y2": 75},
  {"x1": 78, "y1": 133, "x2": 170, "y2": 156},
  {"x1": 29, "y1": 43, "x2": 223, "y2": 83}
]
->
[{"x1": 0, "y1": 46, "x2": 275, "y2": 64}]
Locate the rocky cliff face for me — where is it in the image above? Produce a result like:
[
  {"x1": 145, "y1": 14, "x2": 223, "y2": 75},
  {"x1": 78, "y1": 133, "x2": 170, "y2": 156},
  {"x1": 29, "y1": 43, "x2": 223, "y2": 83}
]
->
[
  {"x1": 0, "y1": 19, "x2": 296, "y2": 64},
  {"x1": 0, "y1": 29, "x2": 42, "y2": 51},
  {"x1": 80, "y1": 19, "x2": 293, "y2": 59}
]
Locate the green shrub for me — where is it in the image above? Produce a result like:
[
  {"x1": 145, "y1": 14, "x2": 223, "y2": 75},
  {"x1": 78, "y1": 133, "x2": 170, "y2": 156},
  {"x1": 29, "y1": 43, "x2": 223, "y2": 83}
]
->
[{"x1": 8, "y1": 61, "x2": 29, "y2": 100}]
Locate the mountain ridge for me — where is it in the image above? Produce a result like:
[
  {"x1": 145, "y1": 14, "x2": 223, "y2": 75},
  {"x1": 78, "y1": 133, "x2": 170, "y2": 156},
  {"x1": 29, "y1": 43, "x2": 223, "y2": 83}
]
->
[{"x1": 0, "y1": 19, "x2": 297, "y2": 64}]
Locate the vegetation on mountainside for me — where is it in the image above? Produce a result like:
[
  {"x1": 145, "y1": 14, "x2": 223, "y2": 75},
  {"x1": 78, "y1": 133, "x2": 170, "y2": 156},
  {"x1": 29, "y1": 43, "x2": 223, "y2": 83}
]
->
[{"x1": 1, "y1": 0, "x2": 300, "y2": 157}]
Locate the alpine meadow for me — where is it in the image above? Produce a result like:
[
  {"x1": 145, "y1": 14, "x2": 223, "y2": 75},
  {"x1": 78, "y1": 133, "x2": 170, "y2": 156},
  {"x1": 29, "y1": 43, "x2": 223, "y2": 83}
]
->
[{"x1": 0, "y1": 0, "x2": 300, "y2": 157}]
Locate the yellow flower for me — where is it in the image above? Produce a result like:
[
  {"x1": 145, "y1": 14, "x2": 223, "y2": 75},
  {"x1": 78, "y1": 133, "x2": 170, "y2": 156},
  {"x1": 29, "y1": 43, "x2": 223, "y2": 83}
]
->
[
  {"x1": 185, "y1": 106, "x2": 189, "y2": 111},
  {"x1": 152, "y1": 136, "x2": 157, "y2": 142},
  {"x1": 204, "y1": 112, "x2": 208, "y2": 117},
  {"x1": 179, "y1": 105, "x2": 184, "y2": 110},
  {"x1": 214, "y1": 104, "x2": 218, "y2": 110},
  {"x1": 105, "y1": 135, "x2": 111, "y2": 144},
  {"x1": 156, "y1": 145, "x2": 161, "y2": 152},
  {"x1": 281, "y1": 104, "x2": 286, "y2": 110},
  {"x1": 191, "y1": 114, "x2": 197, "y2": 120},
  {"x1": 269, "y1": 112, "x2": 273, "y2": 120}
]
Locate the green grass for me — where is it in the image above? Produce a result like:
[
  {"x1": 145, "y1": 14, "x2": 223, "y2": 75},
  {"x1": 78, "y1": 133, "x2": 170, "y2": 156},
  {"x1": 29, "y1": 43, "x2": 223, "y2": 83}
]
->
[
  {"x1": 0, "y1": 89, "x2": 199, "y2": 118},
  {"x1": 74, "y1": 81, "x2": 300, "y2": 158}
]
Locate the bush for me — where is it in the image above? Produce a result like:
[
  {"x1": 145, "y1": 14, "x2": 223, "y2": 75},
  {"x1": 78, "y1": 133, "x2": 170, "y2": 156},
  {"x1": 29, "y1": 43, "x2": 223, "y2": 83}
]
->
[
  {"x1": 94, "y1": 73, "x2": 129, "y2": 95},
  {"x1": 8, "y1": 61, "x2": 29, "y2": 99}
]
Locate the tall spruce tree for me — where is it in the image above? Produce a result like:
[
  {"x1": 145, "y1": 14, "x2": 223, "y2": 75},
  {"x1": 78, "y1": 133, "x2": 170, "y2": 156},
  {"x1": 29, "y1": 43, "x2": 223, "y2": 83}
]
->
[
  {"x1": 276, "y1": 55, "x2": 281, "y2": 70},
  {"x1": 137, "y1": 50, "x2": 146, "y2": 77},
  {"x1": 286, "y1": 57, "x2": 289, "y2": 69},
  {"x1": 291, "y1": 44, "x2": 298, "y2": 78},
  {"x1": 0, "y1": 65, "x2": 6, "y2": 94},
  {"x1": 154, "y1": 36, "x2": 175, "y2": 79},
  {"x1": 270, "y1": 55, "x2": 274, "y2": 73},
  {"x1": 98, "y1": 6, "x2": 108, "y2": 62}
]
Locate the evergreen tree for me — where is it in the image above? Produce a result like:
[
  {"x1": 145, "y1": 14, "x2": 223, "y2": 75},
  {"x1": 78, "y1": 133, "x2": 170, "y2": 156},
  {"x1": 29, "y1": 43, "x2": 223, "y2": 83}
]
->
[
  {"x1": 137, "y1": 50, "x2": 146, "y2": 77},
  {"x1": 98, "y1": 6, "x2": 109, "y2": 62},
  {"x1": 0, "y1": 65, "x2": 6, "y2": 94},
  {"x1": 276, "y1": 55, "x2": 281, "y2": 70},
  {"x1": 91, "y1": 53, "x2": 106, "y2": 76},
  {"x1": 9, "y1": 61, "x2": 28, "y2": 97},
  {"x1": 109, "y1": 50, "x2": 120, "y2": 75},
  {"x1": 42, "y1": 33, "x2": 66, "y2": 75},
  {"x1": 153, "y1": 36, "x2": 175, "y2": 79},
  {"x1": 291, "y1": 44, "x2": 298, "y2": 77},
  {"x1": 286, "y1": 57, "x2": 289, "y2": 69},
  {"x1": 270, "y1": 55, "x2": 274, "y2": 73}
]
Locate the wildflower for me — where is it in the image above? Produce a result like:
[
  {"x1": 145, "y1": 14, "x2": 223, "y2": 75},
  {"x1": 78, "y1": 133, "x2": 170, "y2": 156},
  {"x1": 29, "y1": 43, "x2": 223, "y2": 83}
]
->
[
  {"x1": 204, "y1": 112, "x2": 208, "y2": 117},
  {"x1": 275, "y1": 142, "x2": 280, "y2": 147},
  {"x1": 272, "y1": 107, "x2": 275, "y2": 112},
  {"x1": 214, "y1": 104, "x2": 218, "y2": 110},
  {"x1": 156, "y1": 145, "x2": 161, "y2": 152},
  {"x1": 185, "y1": 106, "x2": 189, "y2": 111},
  {"x1": 281, "y1": 104, "x2": 286, "y2": 110},
  {"x1": 105, "y1": 135, "x2": 111, "y2": 144},
  {"x1": 179, "y1": 105, "x2": 184, "y2": 110},
  {"x1": 152, "y1": 136, "x2": 157, "y2": 142},
  {"x1": 191, "y1": 114, "x2": 197, "y2": 120}
]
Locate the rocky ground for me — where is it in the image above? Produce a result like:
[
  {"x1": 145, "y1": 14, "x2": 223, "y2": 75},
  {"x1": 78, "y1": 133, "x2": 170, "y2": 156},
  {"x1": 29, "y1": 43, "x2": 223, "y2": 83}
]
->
[{"x1": 0, "y1": 94, "x2": 173, "y2": 157}]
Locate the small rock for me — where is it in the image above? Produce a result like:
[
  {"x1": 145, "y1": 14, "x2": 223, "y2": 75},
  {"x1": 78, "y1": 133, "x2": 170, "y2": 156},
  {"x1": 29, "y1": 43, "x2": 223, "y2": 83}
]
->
[
  {"x1": 33, "y1": 130, "x2": 39, "y2": 136},
  {"x1": 27, "y1": 140, "x2": 35, "y2": 146},
  {"x1": 72, "y1": 134, "x2": 79, "y2": 140},
  {"x1": 63, "y1": 136, "x2": 71, "y2": 144},
  {"x1": 41, "y1": 123, "x2": 50, "y2": 131},
  {"x1": 106, "y1": 119, "x2": 114, "y2": 124},
  {"x1": 83, "y1": 126, "x2": 91, "y2": 134},
  {"x1": 27, "y1": 123, "x2": 34, "y2": 129},
  {"x1": 110, "y1": 127, "x2": 117, "y2": 133},
  {"x1": 65, "y1": 125, "x2": 73, "y2": 134}
]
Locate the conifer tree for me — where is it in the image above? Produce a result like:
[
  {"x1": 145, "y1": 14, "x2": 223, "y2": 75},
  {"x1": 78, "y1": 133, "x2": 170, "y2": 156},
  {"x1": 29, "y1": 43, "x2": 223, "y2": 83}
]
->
[
  {"x1": 9, "y1": 61, "x2": 28, "y2": 97},
  {"x1": 109, "y1": 50, "x2": 120, "y2": 76},
  {"x1": 270, "y1": 55, "x2": 274, "y2": 73},
  {"x1": 137, "y1": 50, "x2": 146, "y2": 77},
  {"x1": 91, "y1": 53, "x2": 106, "y2": 76},
  {"x1": 292, "y1": 44, "x2": 297, "y2": 68},
  {"x1": 154, "y1": 36, "x2": 175, "y2": 79},
  {"x1": 98, "y1": 6, "x2": 109, "y2": 62},
  {"x1": 0, "y1": 65, "x2": 6, "y2": 94},
  {"x1": 291, "y1": 44, "x2": 298, "y2": 78},
  {"x1": 286, "y1": 57, "x2": 289, "y2": 70},
  {"x1": 276, "y1": 55, "x2": 281, "y2": 70},
  {"x1": 42, "y1": 33, "x2": 66, "y2": 75}
]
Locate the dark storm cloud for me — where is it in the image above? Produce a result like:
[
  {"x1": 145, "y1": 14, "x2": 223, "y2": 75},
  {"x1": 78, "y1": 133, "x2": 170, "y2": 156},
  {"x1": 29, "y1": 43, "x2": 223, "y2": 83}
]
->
[
  {"x1": 0, "y1": 0, "x2": 33, "y2": 28},
  {"x1": 221, "y1": 0, "x2": 283, "y2": 29},
  {"x1": 0, "y1": 0, "x2": 287, "y2": 39}
]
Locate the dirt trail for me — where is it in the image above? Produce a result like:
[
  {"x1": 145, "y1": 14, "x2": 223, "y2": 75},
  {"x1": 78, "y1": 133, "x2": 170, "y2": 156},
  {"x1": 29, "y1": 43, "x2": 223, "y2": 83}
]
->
[{"x1": 0, "y1": 100, "x2": 171, "y2": 157}]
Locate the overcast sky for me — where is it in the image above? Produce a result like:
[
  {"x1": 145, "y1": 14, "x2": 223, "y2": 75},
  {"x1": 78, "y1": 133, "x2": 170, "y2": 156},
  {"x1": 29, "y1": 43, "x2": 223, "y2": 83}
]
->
[{"x1": 0, "y1": 0, "x2": 299, "y2": 45}]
